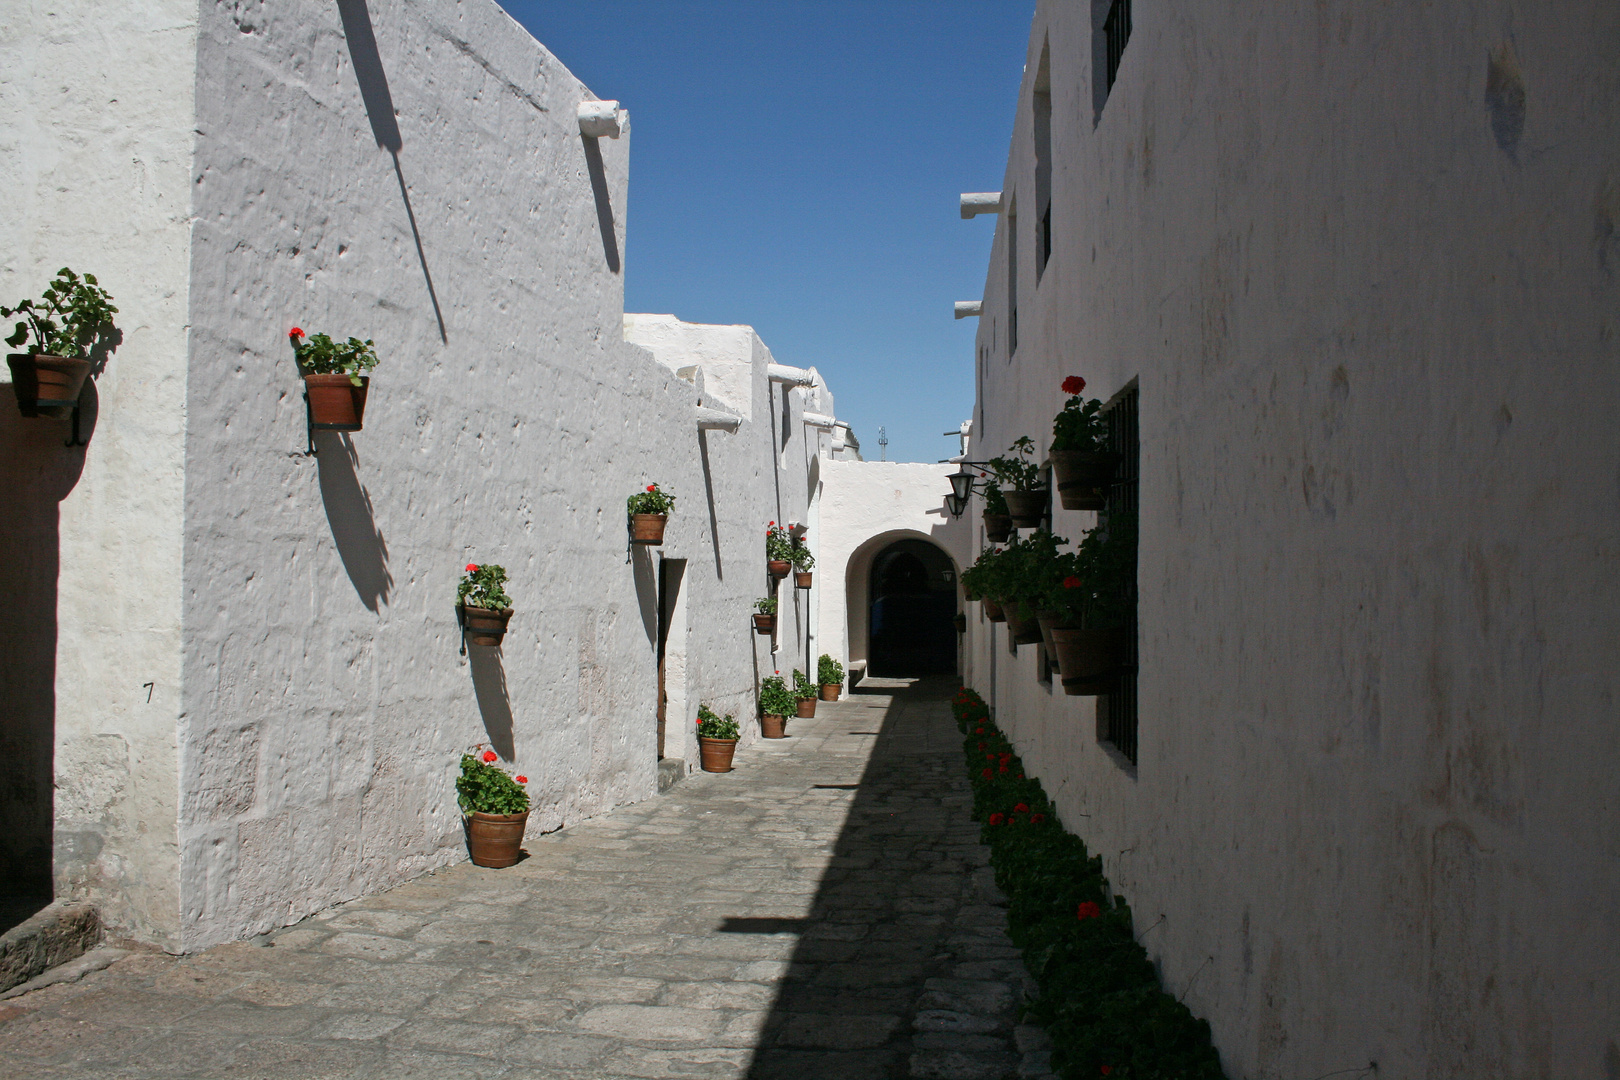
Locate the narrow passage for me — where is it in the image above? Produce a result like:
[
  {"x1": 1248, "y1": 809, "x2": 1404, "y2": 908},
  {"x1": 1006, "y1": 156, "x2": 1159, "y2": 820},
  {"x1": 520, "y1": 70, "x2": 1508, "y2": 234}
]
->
[{"x1": 0, "y1": 678, "x2": 1053, "y2": 1080}]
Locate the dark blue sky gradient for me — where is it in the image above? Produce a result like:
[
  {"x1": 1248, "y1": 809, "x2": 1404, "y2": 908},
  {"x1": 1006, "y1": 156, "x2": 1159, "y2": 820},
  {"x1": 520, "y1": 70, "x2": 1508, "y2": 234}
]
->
[{"x1": 496, "y1": 1, "x2": 1032, "y2": 462}]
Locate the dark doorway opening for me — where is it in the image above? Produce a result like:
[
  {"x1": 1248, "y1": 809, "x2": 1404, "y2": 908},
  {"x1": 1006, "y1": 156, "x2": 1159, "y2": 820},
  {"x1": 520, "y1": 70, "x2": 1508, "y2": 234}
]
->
[{"x1": 867, "y1": 539, "x2": 956, "y2": 676}]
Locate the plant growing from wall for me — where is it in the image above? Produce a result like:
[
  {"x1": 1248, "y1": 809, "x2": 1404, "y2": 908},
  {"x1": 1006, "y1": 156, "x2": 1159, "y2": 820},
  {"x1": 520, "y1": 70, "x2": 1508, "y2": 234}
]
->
[
  {"x1": 987, "y1": 436, "x2": 1043, "y2": 491},
  {"x1": 982, "y1": 481, "x2": 1009, "y2": 516},
  {"x1": 456, "y1": 750, "x2": 531, "y2": 815},
  {"x1": 1051, "y1": 376, "x2": 1108, "y2": 454},
  {"x1": 754, "y1": 596, "x2": 778, "y2": 615},
  {"x1": 3, "y1": 268, "x2": 119, "y2": 359},
  {"x1": 1050, "y1": 375, "x2": 1118, "y2": 511},
  {"x1": 765, "y1": 522, "x2": 795, "y2": 562},
  {"x1": 759, "y1": 676, "x2": 796, "y2": 718},
  {"x1": 817, "y1": 654, "x2": 844, "y2": 687},
  {"x1": 627, "y1": 483, "x2": 676, "y2": 516},
  {"x1": 790, "y1": 544, "x2": 815, "y2": 571},
  {"x1": 459, "y1": 563, "x2": 512, "y2": 610},
  {"x1": 289, "y1": 329, "x2": 379, "y2": 386}
]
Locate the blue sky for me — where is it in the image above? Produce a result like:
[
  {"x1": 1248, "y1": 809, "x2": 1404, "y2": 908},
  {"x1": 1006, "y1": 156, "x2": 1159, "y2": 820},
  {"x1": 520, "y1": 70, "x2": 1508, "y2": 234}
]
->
[{"x1": 496, "y1": 1, "x2": 1033, "y2": 463}]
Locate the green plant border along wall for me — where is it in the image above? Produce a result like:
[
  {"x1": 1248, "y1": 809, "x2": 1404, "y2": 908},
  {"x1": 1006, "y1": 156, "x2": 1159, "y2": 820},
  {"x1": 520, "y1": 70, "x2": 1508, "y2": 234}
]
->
[{"x1": 949, "y1": 687, "x2": 1226, "y2": 1080}]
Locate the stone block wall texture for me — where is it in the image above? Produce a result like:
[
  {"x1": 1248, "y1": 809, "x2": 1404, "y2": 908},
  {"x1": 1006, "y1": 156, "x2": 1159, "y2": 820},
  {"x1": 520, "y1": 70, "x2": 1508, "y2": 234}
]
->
[
  {"x1": 964, "y1": 3, "x2": 1620, "y2": 1078},
  {"x1": 2, "y1": 0, "x2": 829, "y2": 952}
]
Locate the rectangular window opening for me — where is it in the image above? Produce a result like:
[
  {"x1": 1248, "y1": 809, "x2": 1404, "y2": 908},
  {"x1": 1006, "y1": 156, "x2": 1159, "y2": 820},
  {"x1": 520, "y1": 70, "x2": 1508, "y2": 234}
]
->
[
  {"x1": 1098, "y1": 384, "x2": 1139, "y2": 765},
  {"x1": 1092, "y1": 0, "x2": 1132, "y2": 121}
]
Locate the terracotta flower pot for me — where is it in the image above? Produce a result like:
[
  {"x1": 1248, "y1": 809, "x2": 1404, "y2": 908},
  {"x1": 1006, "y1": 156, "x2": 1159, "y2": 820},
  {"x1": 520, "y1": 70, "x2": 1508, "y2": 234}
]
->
[
  {"x1": 304, "y1": 373, "x2": 369, "y2": 431},
  {"x1": 794, "y1": 571, "x2": 813, "y2": 589},
  {"x1": 1051, "y1": 627, "x2": 1125, "y2": 696},
  {"x1": 795, "y1": 697, "x2": 817, "y2": 719},
  {"x1": 1002, "y1": 489, "x2": 1048, "y2": 528},
  {"x1": 983, "y1": 512, "x2": 1012, "y2": 543},
  {"x1": 819, "y1": 683, "x2": 841, "y2": 701},
  {"x1": 699, "y1": 736, "x2": 738, "y2": 772},
  {"x1": 631, "y1": 513, "x2": 668, "y2": 544},
  {"x1": 1035, "y1": 611, "x2": 1071, "y2": 667},
  {"x1": 466, "y1": 810, "x2": 528, "y2": 868},
  {"x1": 753, "y1": 613, "x2": 776, "y2": 635},
  {"x1": 1007, "y1": 602, "x2": 1044, "y2": 646},
  {"x1": 1051, "y1": 450, "x2": 1117, "y2": 511},
  {"x1": 981, "y1": 599, "x2": 1007, "y2": 623},
  {"x1": 7, "y1": 353, "x2": 91, "y2": 417},
  {"x1": 762, "y1": 714, "x2": 787, "y2": 739},
  {"x1": 767, "y1": 559, "x2": 792, "y2": 578},
  {"x1": 460, "y1": 605, "x2": 514, "y2": 646}
]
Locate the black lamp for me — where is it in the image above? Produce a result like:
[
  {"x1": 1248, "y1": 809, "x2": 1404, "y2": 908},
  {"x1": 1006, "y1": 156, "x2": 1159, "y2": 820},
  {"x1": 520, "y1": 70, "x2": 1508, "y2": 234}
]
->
[
  {"x1": 948, "y1": 465, "x2": 976, "y2": 502},
  {"x1": 945, "y1": 492, "x2": 969, "y2": 518}
]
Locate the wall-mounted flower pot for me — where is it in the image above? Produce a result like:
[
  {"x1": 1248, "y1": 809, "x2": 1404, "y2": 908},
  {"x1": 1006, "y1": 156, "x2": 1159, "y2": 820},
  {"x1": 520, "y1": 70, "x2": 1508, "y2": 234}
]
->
[
  {"x1": 753, "y1": 613, "x2": 776, "y2": 635},
  {"x1": 1051, "y1": 627, "x2": 1124, "y2": 696},
  {"x1": 819, "y1": 683, "x2": 841, "y2": 701},
  {"x1": 7, "y1": 353, "x2": 91, "y2": 417},
  {"x1": 1051, "y1": 451, "x2": 1118, "y2": 511},
  {"x1": 631, "y1": 513, "x2": 668, "y2": 544},
  {"x1": 981, "y1": 599, "x2": 1007, "y2": 623},
  {"x1": 762, "y1": 714, "x2": 787, "y2": 739},
  {"x1": 305, "y1": 373, "x2": 369, "y2": 431},
  {"x1": 460, "y1": 605, "x2": 514, "y2": 646},
  {"x1": 699, "y1": 736, "x2": 738, "y2": 772},
  {"x1": 767, "y1": 559, "x2": 792, "y2": 578},
  {"x1": 794, "y1": 571, "x2": 813, "y2": 589},
  {"x1": 954, "y1": 613, "x2": 968, "y2": 634},
  {"x1": 983, "y1": 513, "x2": 1012, "y2": 543},
  {"x1": 1006, "y1": 602, "x2": 1044, "y2": 646},
  {"x1": 1002, "y1": 489, "x2": 1048, "y2": 528},
  {"x1": 795, "y1": 698, "x2": 817, "y2": 719},
  {"x1": 1035, "y1": 611, "x2": 1069, "y2": 667},
  {"x1": 466, "y1": 810, "x2": 528, "y2": 868}
]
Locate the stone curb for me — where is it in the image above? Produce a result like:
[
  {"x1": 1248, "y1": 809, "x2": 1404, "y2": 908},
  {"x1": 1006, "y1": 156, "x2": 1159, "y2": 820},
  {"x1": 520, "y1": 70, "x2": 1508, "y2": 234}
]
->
[{"x1": 0, "y1": 901, "x2": 102, "y2": 993}]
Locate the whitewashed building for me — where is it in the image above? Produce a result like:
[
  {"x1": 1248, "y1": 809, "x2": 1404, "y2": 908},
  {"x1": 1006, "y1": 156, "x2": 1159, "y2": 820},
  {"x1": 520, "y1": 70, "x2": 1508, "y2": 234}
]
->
[{"x1": 960, "y1": 3, "x2": 1619, "y2": 1078}]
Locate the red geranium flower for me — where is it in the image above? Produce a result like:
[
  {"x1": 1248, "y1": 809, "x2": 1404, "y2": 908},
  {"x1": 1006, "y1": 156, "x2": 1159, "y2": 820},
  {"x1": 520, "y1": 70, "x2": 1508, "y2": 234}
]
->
[
  {"x1": 768, "y1": 521, "x2": 775, "y2": 526},
  {"x1": 975, "y1": 727, "x2": 985, "y2": 734},
  {"x1": 1062, "y1": 375, "x2": 1086, "y2": 395},
  {"x1": 1100, "y1": 1067, "x2": 1112, "y2": 1076},
  {"x1": 998, "y1": 765, "x2": 1008, "y2": 774},
  {"x1": 981, "y1": 767, "x2": 992, "y2": 778},
  {"x1": 988, "y1": 812, "x2": 1006, "y2": 825},
  {"x1": 482, "y1": 751, "x2": 498, "y2": 763},
  {"x1": 515, "y1": 775, "x2": 527, "y2": 784},
  {"x1": 1063, "y1": 576, "x2": 1083, "y2": 589},
  {"x1": 977, "y1": 742, "x2": 986, "y2": 750},
  {"x1": 646, "y1": 484, "x2": 656, "y2": 492},
  {"x1": 1014, "y1": 802, "x2": 1029, "y2": 813},
  {"x1": 1077, "y1": 901, "x2": 1103, "y2": 920},
  {"x1": 1017, "y1": 773, "x2": 1024, "y2": 779},
  {"x1": 289, "y1": 327, "x2": 304, "y2": 338},
  {"x1": 1031, "y1": 812, "x2": 1045, "y2": 823},
  {"x1": 986, "y1": 754, "x2": 995, "y2": 762},
  {"x1": 466, "y1": 563, "x2": 478, "y2": 573}
]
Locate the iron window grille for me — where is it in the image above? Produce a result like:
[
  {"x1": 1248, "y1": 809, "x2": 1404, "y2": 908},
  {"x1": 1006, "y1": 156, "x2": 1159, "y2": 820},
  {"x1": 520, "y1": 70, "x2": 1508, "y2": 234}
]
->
[
  {"x1": 1099, "y1": 384, "x2": 1139, "y2": 764},
  {"x1": 1104, "y1": 0, "x2": 1132, "y2": 95}
]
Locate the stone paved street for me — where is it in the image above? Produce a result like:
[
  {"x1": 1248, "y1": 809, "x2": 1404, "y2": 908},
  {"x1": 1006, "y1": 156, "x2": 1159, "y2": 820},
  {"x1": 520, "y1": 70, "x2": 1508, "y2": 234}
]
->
[{"x1": 0, "y1": 677, "x2": 1052, "y2": 1079}]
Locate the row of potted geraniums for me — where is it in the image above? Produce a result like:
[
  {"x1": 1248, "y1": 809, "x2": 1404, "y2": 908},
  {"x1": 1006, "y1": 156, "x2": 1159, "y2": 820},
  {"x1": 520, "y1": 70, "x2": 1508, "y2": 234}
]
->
[
  {"x1": 457, "y1": 749, "x2": 530, "y2": 867},
  {"x1": 1037, "y1": 514, "x2": 1136, "y2": 695},
  {"x1": 792, "y1": 544, "x2": 815, "y2": 588},
  {"x1": 627, "y1": 482, "x2": 675, "y2": 544},
  {"x1": 765, "y1": 522, "x2": 794, "y2": 577},
  {"x1": 3, "y1": 268, "x2": 118, "y2": 418},
  {"x1": 817, "y1": 654, "x2": 844, "y2": 700},
  {"x1": 458, "y1": 563, "x2": 514, "y2": 645},
  {"x1": 792, "y1": 670, "x2": 818, "y2": 718},
  {"x1": 758, "y1": 675, "x2": 795, "y2": 739},
  {"x1": 697, "y1": 705, "x2": 740, "y2": 771},
  {"x1": 290, "y1": 328, "x2": 379, "y2": 431},
  {"x1": 1050, "y1": 375, "x2": 1118, "y2": 510},
  {"x1": 752, "y1": 596, "x2": 777, "y2": 635}
]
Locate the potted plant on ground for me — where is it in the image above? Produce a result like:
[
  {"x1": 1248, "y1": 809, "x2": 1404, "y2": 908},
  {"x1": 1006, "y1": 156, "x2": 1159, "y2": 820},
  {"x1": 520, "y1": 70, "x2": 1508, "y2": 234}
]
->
[
  {"x1": 753, "y1": 596, "x2": 778, "y2": 635},
  {"x1": 697, "y1": 705, "x2": 741, "y2": 771},
  {"x1": 627, "y1": 483, "x2": 675, "y2": 544},
  {"x1": 982, "y1": 482, "x2": 1013, "y2": 543},
  {"x1": 792, "y1": 669, "x2": 818, "y2": 718},
  {"x1": 458, "y1": 563, "x2": 514, "y2": 646},
  {"x1": 792, "y1": 544, "x2": 815, "y2": 589},
  {"x1": 457, "y1": 749, "x2": 530, "y2": 868},
  {"x1": 817, "y1": 654, "x2": 844, "y2": 701},
  {"x1": 759, "y1": 675, "x2": 795, "y2": 739},
  {"x1": 989, "y1": 436, "x2": 1048, "y2": 528},
  {"x1": 1050, "y1": 375, "x2": 1117, "y2": 511},
  {"x1": 3, "y1": 267, "x2": 118, "y2": 418},
  {"x1": 1044, "y1": 515, "x2": 1136, "y2": 695},
  {"x1": 766, "y1": 522, "x2": 794, "y2": 577},
  {"x1": 289, "y1": 328, "x2": 379, "y2": 431}
]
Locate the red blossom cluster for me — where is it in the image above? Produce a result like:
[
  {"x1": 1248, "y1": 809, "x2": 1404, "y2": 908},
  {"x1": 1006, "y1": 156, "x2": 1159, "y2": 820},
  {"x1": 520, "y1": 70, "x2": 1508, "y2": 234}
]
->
[
  {"x1": 466, "y1": 563, "x2": 479, "y2": 573},
  {"x1": 482, "y1": 751, "x2": 497, "y2": 763},
  {"x1": 1077, "y1": 901, "x2": 1103, "y2": 920},
  {"x1": 289, "y1": 327, "x2": 304, "y2": 338},
  {"x1": 1062, "y1": 375, "x2": 1086, "y2": 395},
  {"x1": 1063, "y1": 576, "x2": 1083, "y2": 589}
]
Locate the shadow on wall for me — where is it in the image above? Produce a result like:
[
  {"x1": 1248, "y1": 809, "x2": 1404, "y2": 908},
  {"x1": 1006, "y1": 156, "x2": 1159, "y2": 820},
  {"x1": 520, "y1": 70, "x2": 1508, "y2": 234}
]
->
[
  {"x1": 0, "y1": 399, "x2": 88, "y2": 917},
  {"x1": 335, "y1": 0, "x2": 448, "y2": 343},
  {"x1": 468, "y1": 645, "x2": 515, "y2": 761},
  {"x1": 699, "y1": 430, "x2": 723, "y2": 580},
  {"x1": 314, "y1": 432, "x2": 391, "y2": 611},
  {"x1": 581, "y1": 136, "x2": 621, "y2": 274}
]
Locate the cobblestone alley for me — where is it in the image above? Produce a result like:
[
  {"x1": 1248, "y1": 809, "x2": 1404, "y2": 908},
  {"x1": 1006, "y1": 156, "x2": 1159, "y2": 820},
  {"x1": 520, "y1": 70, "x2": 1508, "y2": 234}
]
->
[{"x1": 0, "y1": 678, "x2": 1053, "y2": 1080}]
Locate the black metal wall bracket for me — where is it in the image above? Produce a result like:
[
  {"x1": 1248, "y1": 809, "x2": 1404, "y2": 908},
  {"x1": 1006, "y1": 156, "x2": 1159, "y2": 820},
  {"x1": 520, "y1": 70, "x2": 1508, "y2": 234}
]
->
[
  {"x1": 303, "y1": 391, "x2": 317, "y2": 456},
  {"x1": 65, "y1": 402, "x2": 87, "y2": 447}
]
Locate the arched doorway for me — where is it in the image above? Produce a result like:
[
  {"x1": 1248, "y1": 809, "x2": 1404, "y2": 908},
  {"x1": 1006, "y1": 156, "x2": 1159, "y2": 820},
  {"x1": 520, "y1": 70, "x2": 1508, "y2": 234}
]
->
[{"x1": 867, "y1": 538, "x2": 957, "y2": 676}]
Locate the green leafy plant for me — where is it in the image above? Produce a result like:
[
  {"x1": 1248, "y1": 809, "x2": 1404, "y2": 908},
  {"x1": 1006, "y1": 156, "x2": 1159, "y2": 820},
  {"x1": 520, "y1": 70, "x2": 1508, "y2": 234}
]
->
[
  {"x1": 759, "y1": 676, "x2": 796, "y2": 717},
  {"x1": 2, "y1": 268, "x2": 119, "y2": 359},
  {"x1": 458, "y1": 563, "x2": 512, "y2": 610},
  {"x1": 1042, "y1": 514, "x2": 1137, "y2": 629},
  {"x1": 456, "y1": 750, "x2": 531, "y2": 815},
  {"x1": 1002, "y1": 529, "x2": 1070, "y2": 615},
  {"x1": 1051, "y1": 375, "x2": 1109, "y2": 454},
  {"x1": 988, "y1": 436, "x2": 1043, "y2": 491},
  {"x1": 697, "y1": 704, "x2": 739, "y2": 740},
  {"x1": 791, "y1": 669, "x2": 817, "y2": 702},
  {"x1": 766, "y1": 522, "x2": 795, "y2": 561},
  {"x1": 791, "y1": 544, "x2": 816, "y2": 571},
  {"x1": 754, "y1": 596, "x2": 778, "y2": 615},
  {"x1": 817, "y1": 654, "x2": 844, "y2": 686},
  {"x1": 983, "y1": 481, "x2": 1010, "y2": 516},
  {"x1": 956, "y1": 697, "x2": 1226, "y2": 1080},
  {"x1": 627, "y1": 483, "x2": 676, "y2": 516},
  {"x1": 289, "y1": 328, "x2": 379, "y2": 386}
]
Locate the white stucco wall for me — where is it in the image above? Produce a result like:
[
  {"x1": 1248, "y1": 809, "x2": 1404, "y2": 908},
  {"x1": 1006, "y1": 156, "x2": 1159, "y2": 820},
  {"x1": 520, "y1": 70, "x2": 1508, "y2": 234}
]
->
[
  {"x1": 0, "y1": 0, "x2": 197, "y2": 946},
  {"x1": 964, "y1": 4, "x2": 1620, "y2": 1077}
]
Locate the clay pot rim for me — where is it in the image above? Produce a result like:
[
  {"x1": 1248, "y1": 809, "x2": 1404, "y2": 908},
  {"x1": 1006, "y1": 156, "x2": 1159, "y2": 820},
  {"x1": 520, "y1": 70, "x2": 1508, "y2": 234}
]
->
[
  {"x1": 465, "y1": 810, "x2": 529, "y2": 822},
  {"x1": 631, "y1": 512, "x2": 668, "y2": 520},
  {"x1": 302, "y1": 372, "x2": 370, "y2": 384},
  {"x1": 697, "y1": 735, "x2": 739, "y2": 744},
  {"x1": 460, "y1": 605, "x2": 515, "y2": 616}
]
